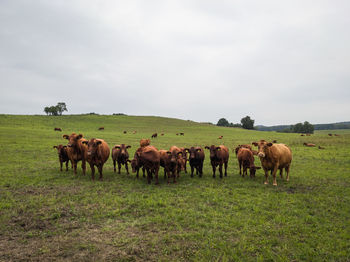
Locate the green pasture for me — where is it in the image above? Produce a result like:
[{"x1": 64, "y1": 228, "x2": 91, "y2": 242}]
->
[{"x1": 0, "y1": 114, "x2": 349, "y2": 261}]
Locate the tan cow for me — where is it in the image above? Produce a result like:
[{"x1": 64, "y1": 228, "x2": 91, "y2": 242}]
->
[{"x1": 252, "y1": 140, "x2": 292, "y2": 186}]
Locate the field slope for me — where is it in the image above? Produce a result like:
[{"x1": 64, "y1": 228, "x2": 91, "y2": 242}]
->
[{"x1": 0, "y1": 114, "x2": 349, "y2": 261}]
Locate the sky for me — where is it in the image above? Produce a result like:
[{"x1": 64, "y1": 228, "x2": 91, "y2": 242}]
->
[{"x1": 1, "y1": 0, "x2": 349, "y2": 126}]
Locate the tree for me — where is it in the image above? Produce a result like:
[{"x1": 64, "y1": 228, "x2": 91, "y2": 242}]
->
[
  {"x1": 56, "y1": 102, "x2": 68, "y2": 116},
  {"x1": 241, "y1": 116, "x2": 255, "y2": 130},
  {"x1": 217, "y1": 118, "x2": 230, "y2": 127},
  {"x1": 44, "y1": 102, "x2": 68, "y2": 116}
]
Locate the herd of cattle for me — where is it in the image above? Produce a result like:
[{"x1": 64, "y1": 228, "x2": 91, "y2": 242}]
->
[{"x1": 53, "y1": 132, "x2": 294, "y2": 186}]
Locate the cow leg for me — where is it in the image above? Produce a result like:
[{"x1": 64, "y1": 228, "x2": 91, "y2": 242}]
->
[
  {"x1": 136, "y1": 168, "x2": 139, "y2": 178},
  {"x1": 65, "y1": 161, "x2": 69, "y2": 171},
  {"x1": 199, "y1": 163, "x2": 203, "y2": 177},
  {"x1": 82, "y1": 159, "x2": 86, "y2": 176},
  {"x1": 98, "y1": 164, "x2": 103, "y2": 181},
  {"x1": 224, "y1": 161, "x2": 228, "y2": 177},
  {"x1": 118, "y1": 162, "x2": 122, "y2": 174},
  {"x1": 146, "y1": 169, "x2": 152, "y2": 184},
  {"x1": 72, "y1": 160, "x2": 77, "y2": 175},
  {"x1": 238, "y1": 161, "x2": 242, "y2": 176},
  {"x1": 286, "y1": 165, "x2": 290, "y2": 181},
  {"x1": 142, "y1": 167, "x2": 145, "y2": 178},
  {"x1": 263, "y1": 168, "x2": 269, "y2": 184},
  {"x1": 279, "y1": 168, "x2": 283, "y2": 179},
  {"x1": 219, "y1": 164, "x2": 223, "y2": 178},
  {"x1": 113, "y1": 159, "x2": 116, "y2": 172},
  {"x1": 125, "y1": 162, "x2": 129, "y2": 175},
  {"x1": 184, "y1": 162, "x2": 187, "y2": 174},
  {"x1": 211, "y1": 162, "x2": 216, "y2": 178},
  {"x1": 59, "y1": 160, "x2": 63, "y2": 172},
  {"x1": 154, "y1": 166, "x2": 159, "y2": 185},
  {"x1": 191, "y1": 165, "x2": 194, "y2": 177},
  {"x1": 271, "y1": 166, "x2": 279, "y2": 186},
  {"x1": 173, "y1": 171, "x2": 177, "y2": 183},
  {"x1": 90, "y1": 163, "x2": 95, "y2": 180}
]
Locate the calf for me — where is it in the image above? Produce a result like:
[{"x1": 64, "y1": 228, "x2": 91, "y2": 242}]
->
[
  {"x1": 112, "y1": 144, "x2": 131, "y2": 174},
  {"x1": 205, "y1": 145, "x2": 229, "y2": 178},
  {"x1": 151, "y1": 133, "x2": 158, "y2": 138},
  {"x1": 131, "y1": 146, "x2": 160, "y2": 184},
  {"x1": 130, "y1": 147, "x2": 145, "y2": 178},
  {"x1": 179, "y1": 147, "x2": 188, "y2": 174},
  {"x1": 237, "y1": 147, "x2": 261, "y2": 178},
  {"x1": 53, "y1": 145, "x2": 70, "y2": 171},
  {"x1": 160, "y1": 146, "x2": 183, "y2": 183},
  {"x1": 303, "y1": 143, "x2": 316, "y2": 147},
  {"x1": 54, "y1": 127, "x2": 62, "y2": 131},
  {"x1": 63, "y1": 133, "x2": 87, "y2": 175},
  {"x1": 82, "y1": 138, "x2": 110, "y2": 180},
  {"x1": 184, "y1": 147, "x2": 205, "y2": 177},
  {"x1": 98, "y1": 127, "x2": 104, "y2": 130},
  {"x1": 252, "y1": 140, "x2": 292, "y2": 186}
]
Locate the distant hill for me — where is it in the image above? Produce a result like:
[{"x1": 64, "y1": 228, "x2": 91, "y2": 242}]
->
[{"x1": 256, "y1": 121, "x2": 350, "y2": 131}]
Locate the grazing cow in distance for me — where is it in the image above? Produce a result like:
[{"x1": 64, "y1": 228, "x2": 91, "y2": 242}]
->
[
  {"x1": 140, "y1": 139, "x2": 150, "y2": 147},
  {"x1": 98, "y1": 127, "x2": 104, "y2": 130},
  {"x1": 131, "y1": 146, "x2": 160, "y2": 184},
  {"x1": 301, "y1": 134, "x2": 305, "y2": 136},
  {"x1": 161, "y1": 133, "x2": 164, "y2": 136},
  {"x1": 53, "y1": 145, "x2": 70, "y2": 171},
  {"x1": 318, "y1": 146, "x2": 325, "y2": 149},
  {"x1": 328, "y1": 134, "x2": 332, "y2": 136},
  {"x1": 205, "y1": 145, "x2": 229, "y2": 178},
  {"x1": 123, "y1": 131, "x2": 127, "y2": 134},
  {"x1": 237, "y1": 147, "x2": 261, "y2": 178},
  {"x1": 176, "y1": 133, "x2": 179, "y2": 136},
  {"x1": 54, "y1": 127, "x2": 62, "y2": 131},
  {"x1": 184, "y1": 147, "x2": 205, "y2": 177},
  {"x1": 272, "y1": 140, "x2": 277, "y2": 143},
  {"x1": 82, "y1": 138, "x2": 110, "y2": 180},
  {"x1": 63, "y1": 133, "x2": 87, "y2": 175},
  {"x1": 151, "y1": 133, "x2": 158, "y2": 138},
  {"x1": 179, "y1": 132, "x2": 184, "y2": 136},
  {"x1": 218, "y1": 136, "x2": 223, "y2": 139},
  {"x1": 303, "y1": 143, "x2": 316, "y2": 147},
  {"x1": 252, "y1": 140, "x2": 292, "y2": 186},
  {"x1": 334, "y1": 134, "x2": 340, "y2": 136},
  {"x1": 112, "y1": 144, "x2": 131, "y2": 174}
]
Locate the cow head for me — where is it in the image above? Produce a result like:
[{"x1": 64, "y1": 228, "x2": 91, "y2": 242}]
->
[
  {"x1": 252, "y1": 140, "x2": 273, "y2": 158},
  {"x1": 130, "y1": 158, "x2": 139, "y2": 173},
  {"x1": 114, "y1": 144, "x2": 131, "y2": 159},
  {"x1": 63, "y1": 133, "x2": 83, "y2": 148},
  {"x1": 82, "y1": 138, "x2": 101, "y2": 157},
  {"x1": 205, "y1": 145, "x2": 221, "y2": 159},
  {"x1": 186, "y1": 147, "x2": 202, "y2": 160},
  {"x1": 53, "y1": 145, "x2": 67, "y2": 156},
  {"x1": 167, "y1": 148, "x2": 182, "y2": 168},
  {"x1": 249, "y1": 165, "x2": 261, "y2": 176}
]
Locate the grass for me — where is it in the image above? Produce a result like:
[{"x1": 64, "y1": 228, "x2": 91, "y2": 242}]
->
[{"x1": 0, "y1": 114, "x2": 349, "y2": 261}]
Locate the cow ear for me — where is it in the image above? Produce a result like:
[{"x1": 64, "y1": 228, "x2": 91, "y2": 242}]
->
[
  {"x1": 82, "y1": 140, "x2": 88, "y2": 145},
  {"x1": 63, "y1": 135, "x2": 69, "y2": 139},
  {"x1": 196, "y1": 148, "x2": 201, "y2": 152},
  {"x1": 205, "y1": 146, "x2": 210, "y2": 150},
  {"x1": 167, "y1": 151, "x2": 171, "y2": 155},
  {"x1": 216, "y1": 147, "x2": 221, "y2": 151},
  {"x1": 96, "y1": 140, "x2": 102, "y2": 145},
  {"x1": 252, "y1": 142, "x2": 258, "y2": 146},
  {"x1": 178, "y1": 152, "x2": 182, "y2": 157},
  {"x1": 126, "y1": 145, "x2": 131, "y2": 149},
  {"x1": 53, "y1": 146, "x2": 57, "y2": 149},
  {"x1": 114, "y1": 145, "x2": 121, "y2": 149},
  {"x1": 63, "y1": 145, "x2": 67, "y2": 148},
  {"x1": 184, "y1": 148, "x2": 190, "y2": 153},
  {"x1": 267, "y1": 143, "x2": 273, "y2": 147},
  {"x1": 77, "y1": 134, "x2": 83, "y2": 140}
]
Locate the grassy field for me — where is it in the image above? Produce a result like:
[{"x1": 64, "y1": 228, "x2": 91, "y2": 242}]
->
[{"x1": 0, "y1": 114, "x2": 349, "y2": 261}]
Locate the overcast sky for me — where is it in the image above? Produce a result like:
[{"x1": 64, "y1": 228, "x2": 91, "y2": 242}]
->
[{"x1": 1, "y1": 1, "x2": 349, "y2": 125}]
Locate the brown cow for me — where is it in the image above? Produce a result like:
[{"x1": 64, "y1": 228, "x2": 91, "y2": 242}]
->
[
  {"x1": 131, "y1": 146, "x2": 160, "y2": 184},
  {"x1": 159, "y1": 146, "x2": 183, "y2": 183},
  {"x1": 318, "y1": 146, "x2": 325, "y2": 149},
  {"x1": 328, "y1": 133, "x2": 332, "y2": 136},
  {"x1": 179, "y1": 147, "x2": 188, "y2": 174},
  {"x1": 54, "y1": 127, "x2": 62, "y2": 131},
  {"x1": 140, "y1": 139, "x2": 150, "y2": 147},
  {"x1": 179, "y1": 132, "x2": 184, "y2": 136},
  {"x1": 63, "y1": 133, "x2": 87, "y2": 175},
  {"x1": 252, "y1": 140, "x2": 292, "y2": 186},
  {"x1": 112, "y1": 144, "x2": 131, "y2": 174},
  {"x1": 234, "y1": 144, "x2": 252, "y2": 156},
  {"x1": 218, "y1": 136, "x2": 223, "y2": 139},
  {"x1": 82, "y1": 138, "x2": 110, "y2": 180},
  {"x1": 237, "y1": 147, "x2": 261, "y2": 178},
  {"x1": 184, "y1": 147, "x2": 205, "y2": 177},
  {"x1": 161, "y1": 133, "x2": 164, "y2": 136},
  {"x1": 151, "y1": 133, "x2": 158, "y2": 138},
  {"x1": 98, "y1": 127, "x2": 104, "y2": 130},
  {"x1": 272, "y1": 140, "x2": 277, "y2": 143},
  {"x1": 123, "y1": 131, "x2": 127, "y2": 134},
  {"x1": 303, "y1": 143, "x2": 316, "y2": 147},
  {"x1": 205, "y1": 145, "x2": 229, "y2": 178},
  {"x1": 53, "y1": 145, "x2": 70, "y2": 171},
  {"x1": 130, "y1": 147, "x2": 145, "y2": 178}
]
